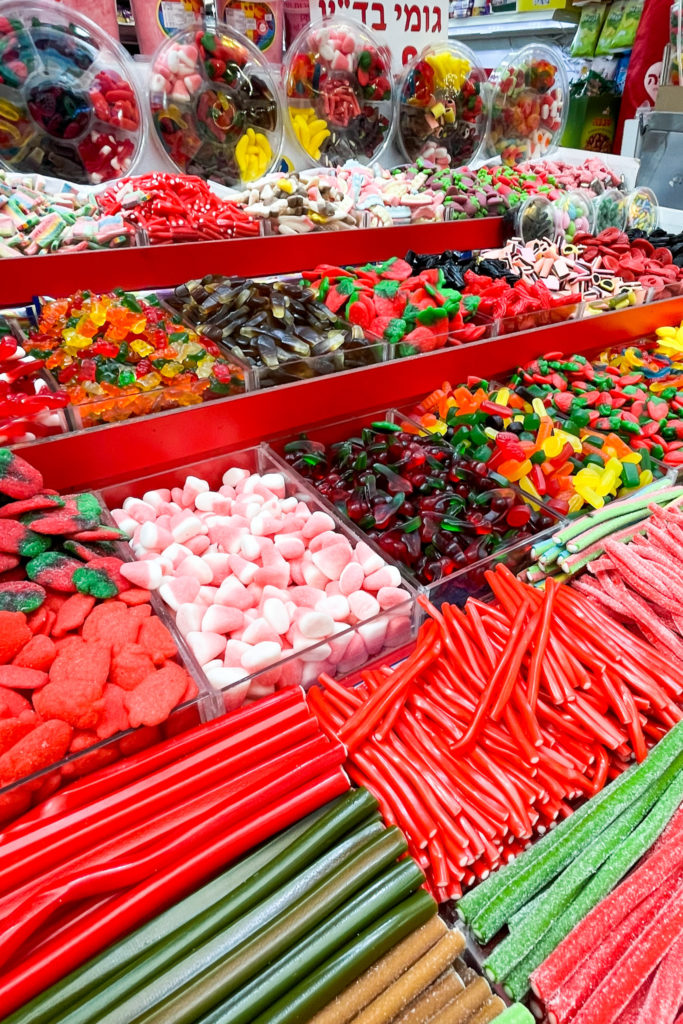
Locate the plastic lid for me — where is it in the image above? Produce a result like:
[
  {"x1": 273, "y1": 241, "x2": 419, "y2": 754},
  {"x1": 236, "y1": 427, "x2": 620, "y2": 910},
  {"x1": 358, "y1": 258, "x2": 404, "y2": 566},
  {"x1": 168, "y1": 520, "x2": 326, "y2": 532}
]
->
[
  {"x1": 0, "y1": 0, "x2": 144, "y2": 184},
  {"x1": 552, "y1": 189, "x2": 595, "y2": 241},
  {"x1": 397, "y1": 42, "x2": 487, "y2": 168},
  {"x1": 517, "y1": 194, "x2": 556, "y2": 245},
  {"x1": 626, "y1": 186, "x2": 659, "y2": 233},
  {"x1": 284, "y1": 17, "x2": 395, "y2": 167},
  {"x1": 148, "y1": 22, "x2": 282, "y2": 187},
  {"x1": 594, "y1": 187, "x2": 627, "y2": 232},
  {"x1": 486, "y1": 44, "x2": 569, "y2": 166}
]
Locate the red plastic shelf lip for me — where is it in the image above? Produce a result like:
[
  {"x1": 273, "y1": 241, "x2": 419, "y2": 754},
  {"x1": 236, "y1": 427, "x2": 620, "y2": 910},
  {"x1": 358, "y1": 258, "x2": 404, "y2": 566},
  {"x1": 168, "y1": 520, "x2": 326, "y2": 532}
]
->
[
  {"x1": 20, "y1": 293, "x2": 683, "y2": 495},
  {"x1": 0, "y1": 219, "x2": 505, "y2": 305}
]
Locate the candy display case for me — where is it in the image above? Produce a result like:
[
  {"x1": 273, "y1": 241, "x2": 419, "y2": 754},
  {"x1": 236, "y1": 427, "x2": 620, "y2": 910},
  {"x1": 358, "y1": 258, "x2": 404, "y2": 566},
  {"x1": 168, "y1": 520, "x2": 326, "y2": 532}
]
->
[
  {"x1": 397, "y1": 43, "x2": 487, "y2": 170},
  {"x1": 552, "y1": 189, "x2": 595, "y2": 243},
  {"x1": 486, "y1": 44, "x2": 569, "y2": 167},
  {"x1": 516, "y1": 194, "x2": 556, "y2": 245},
  {"x1": 20, "y1": 290, "x2": 252, "y2": 431},
  {"x1": 0, "y1": 0, "x2": 144, "y2": 185},
  {"x1": 275, "y1": 408, "x2": 561, "y2": 592},
  {"x1": 100, "y1": 443, "x2": 418, "y2": 714},
  {"x1": 491, "y1": 300, "x2": 583, "y2": 338},
  {"x1": 0, "y1": 308, "x2": 71, "y2": 445},
  {"x1": 164, "y1": 273, "x2": 387, "y2": 388},
  {"x1": 284, "y1": 18, "x2": 395, "y2": 168},
  {"x1": 148, "y1": 23, "x2": 283, "y2": 188}
]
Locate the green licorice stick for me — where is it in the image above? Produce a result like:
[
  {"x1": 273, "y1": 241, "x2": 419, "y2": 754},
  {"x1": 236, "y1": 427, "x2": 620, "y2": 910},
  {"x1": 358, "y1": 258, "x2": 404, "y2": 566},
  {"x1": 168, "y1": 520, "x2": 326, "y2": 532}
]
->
[
  {"x1": 500, "y1": 762, "x2": 683, "y2": 1001},
  {"x1": 247, "y1": 890, "x2": 438, "y2": 1024},
  {"x1": 552, "y1": 480, "x2": 676, "y2": 545},
  {"x1": 70, "y1": 820, "x2": 385, "y2": 1024},
  {"x1": 493, "y1": 1005, "x2": 535, "y2": 1024},
  {"x1": 486, "y1": 750, "x2": 683, "y2": 980},
  {"x1": 10, "y1": 790, "x2": 378, "y2": 1024},
  {"x1": 132, "y1": 827, "x2": 409, "y2": 1024},
  {"x1": 565, "y1": 505, "x2": 662, "y2": 553},
  {"x1": 459, "y1": 721, "x2": 683, "y2": 938},
  {"x1": 560, "y1": 525, "x2": 646, "y2": 574},
  {"x1": 196, "y1": 860, "x2": 429, "y2": 1024}
]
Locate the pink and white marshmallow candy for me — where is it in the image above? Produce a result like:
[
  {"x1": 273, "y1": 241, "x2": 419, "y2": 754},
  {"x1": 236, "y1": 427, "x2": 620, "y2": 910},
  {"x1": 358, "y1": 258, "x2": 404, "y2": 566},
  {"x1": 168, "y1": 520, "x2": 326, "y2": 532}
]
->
[{"x1": 114, "y1": 466, "x2": 412, "y2": 695}]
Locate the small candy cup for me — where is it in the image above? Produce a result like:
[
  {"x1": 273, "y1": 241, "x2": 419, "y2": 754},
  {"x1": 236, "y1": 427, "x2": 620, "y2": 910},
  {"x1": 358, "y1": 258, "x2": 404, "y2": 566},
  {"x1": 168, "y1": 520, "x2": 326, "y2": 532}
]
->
[
  {"x1": 626, "y1": 186, "x2": 659, "y2": 234},
  {"x1": 552, "y1": 188, "x2": 596, "y2": 242},
  {"x1": 148, "y1": 22, "x2": 282, "y2": 187},
  {"x1": 594, "y1": 187, "x2": 628, "y2": 233},
  {"x1": 517, "y1": 194, "x2": 557, "y2": 245},
  {"x1": 397, "y1": 42, "x2": 488, "y2": 169},
  {"x1": 284, "y1": 17, "x2": 395, "y2": 168},
  {"x1": 485, "y1": 43, "x2": 569, "y2": 166},
  {"x1": 0, "y1": 0, "x2": 145, "y2": 184}
]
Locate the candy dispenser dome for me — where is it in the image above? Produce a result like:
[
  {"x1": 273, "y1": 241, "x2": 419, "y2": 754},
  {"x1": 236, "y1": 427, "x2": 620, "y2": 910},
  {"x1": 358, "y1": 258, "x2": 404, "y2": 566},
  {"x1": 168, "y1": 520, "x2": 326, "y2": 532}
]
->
[
  {"x1": 485, "y1": 43, "x2": 568, "y2": 166},
  {"x1": 0, "y1": 0, "x2": 145, "y2": 184},
  {"x1": 148, "y1": 22, "x2": 283, "y2": 187},
  {"x1": 397, "y1": 42, "x2": 488, "y2": 169},
  {"x1": 284, "y1": 17, "x2": 395, "y2": 168}
]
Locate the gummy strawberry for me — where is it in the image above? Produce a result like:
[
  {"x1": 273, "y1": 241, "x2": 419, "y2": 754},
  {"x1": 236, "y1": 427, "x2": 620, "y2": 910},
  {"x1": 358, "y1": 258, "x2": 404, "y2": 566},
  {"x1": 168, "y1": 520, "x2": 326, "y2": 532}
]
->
[
  {"x1": 26, "y1": 552, "x2": 81, "y2": 593},
  {"x1": 0, "y1": 583, "x2": 46, "y2": 614},
  {"x1": 0, "y1": 449, "x2": 43, "y2": 500},
  {"x1": 0, "y1": 719, "x2": 72, "y2": 786},
  {"x1": 73, "y1": 557, "x2": 129, "y2": 599},
  {"x1": 29, "y1": 493, "x2": 105, "y2": 536},
  {"x1": 0, "y1": 495, "x2": 64, "y2": 519},
  {"x1": 0, "y1": 519, "x2": 52, "y2": 558}
]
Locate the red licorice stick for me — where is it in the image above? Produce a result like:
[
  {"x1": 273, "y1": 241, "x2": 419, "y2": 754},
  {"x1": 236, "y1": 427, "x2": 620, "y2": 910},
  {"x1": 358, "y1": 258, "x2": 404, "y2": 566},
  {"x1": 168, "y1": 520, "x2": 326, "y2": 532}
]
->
[
  {"x1": 318, "y1": 673, "x2": 363, "y2": 711},
  {"x1": 531, "y1": 810, "x2": 683, "y2": 1000},
  {"x1": 361, "y1": 742, "x2": 437, "y2": 845},
  {"x1": 570, "y1": 876, "x2": 683, "y2": 1024},
  {"x1": 544, "y1": 875, "x2": 681, "y2": 1024},
  {"x1": 0, "y1": 737, "x2": 344, "y2": 963},
  {"x1": 0, "y1": 768, "x2": 348, "y2": 1017},
  {"x1": 3, "y1": 688, "x2": 308, "y2": 839},
  {"x1": 0, "y1": 714, "x2": 318, "y2": 888},
  {"x1": 339, "y1": 622, "x2": 440, "y2": 751}
]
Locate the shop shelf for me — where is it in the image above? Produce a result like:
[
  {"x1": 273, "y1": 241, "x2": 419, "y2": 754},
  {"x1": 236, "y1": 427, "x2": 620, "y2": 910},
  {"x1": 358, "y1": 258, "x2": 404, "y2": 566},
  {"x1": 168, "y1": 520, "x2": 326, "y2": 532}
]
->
[{"x1": 99, "y1": 444, "x2": 418, "y2": 715}]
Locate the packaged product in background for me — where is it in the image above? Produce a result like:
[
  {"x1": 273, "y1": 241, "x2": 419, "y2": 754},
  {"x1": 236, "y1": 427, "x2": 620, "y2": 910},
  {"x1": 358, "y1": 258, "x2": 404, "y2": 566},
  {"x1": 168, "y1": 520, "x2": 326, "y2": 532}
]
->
[
  {"x1": 130, "y1": 0, "x2": 203, "y2": 54},
  {"x1": 570, "y1": 3, "x2": 608, "y2": 59},
  {"x1": 283, "y1": 0, "x2": 309, "y2": 48},
  {"x1": 615, "y1": 0, "x2": 669, "y2": 150},
  {"x1": 562, "y1": 70, "x2": 621, "y2": 152},
  {"x1": 54, "y1": 0, "x2": 119, "y2": 39},
  {"x1": 670, "y1": 0, "x2": 681, "y2": 84},
  {"x1": 596, "y1": 0, "x2": 627, "y2": 56},
  {"x1": 612, "y1": 0, "x2": 643, "y2": 50},
  {"x1": 218, "y1": 0, "x2": 284, "y2": 63}
]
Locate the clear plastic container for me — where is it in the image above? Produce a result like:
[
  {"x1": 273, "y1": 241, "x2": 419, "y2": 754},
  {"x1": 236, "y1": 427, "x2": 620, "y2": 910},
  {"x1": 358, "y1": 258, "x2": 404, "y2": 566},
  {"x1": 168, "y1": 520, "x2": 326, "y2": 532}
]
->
[
  {"x1": 486, "y1": 43, "x2": 569, "y2": 166},
  {"x1": 593, "y1": 187, "x2": 628, "y2": 232},
  {"x1": 284, "y1": 17, "x2": 395, "y2": 168},
  {"x1": 516, "y1": 193, "x2": 557, "y2": 244},
  {"x1": 0, "y1": 0, "x2": 145, "y2": 184},
  {"x1": 626, "y1": 186, "x2": 659, "y2": 233},
  {"x1": 0, "y1": 491, "x2": 215, "y2": 826},
  {"x1": 397, "y1": 42, "x2": 488, "y2": 169},
  {"x1": 100, "y1": 444, "x2": 417, "y2": 713},
  {"x1": 162, "y1": 274, "x2": 386, "y2": 388},
  {"x1": 552, "y1": 189, "x2": 595, "y2": 243},
  {"x1": 148, "y1": 22, "x2": 283, "y2": 187}
]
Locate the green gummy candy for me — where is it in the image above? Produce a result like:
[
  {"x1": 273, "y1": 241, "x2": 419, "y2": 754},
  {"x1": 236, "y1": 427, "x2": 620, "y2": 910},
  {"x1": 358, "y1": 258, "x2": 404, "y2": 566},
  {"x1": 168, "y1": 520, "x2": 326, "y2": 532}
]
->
[
  {"x1": 494, "y1": 1007, "x2": 534, "y2": 1024},
  {"x1": 75, "y1": 492, "x2": 104, "y2": 522},
  {"x1": 72, "y1": 567, "x2": 119, "y2": 599},
  {"x1": 459, "y1": 721, "x2": 683, "y2": 940},
  {"x1": 501, "y1": 754, "x2": 683, "y2": 1000},
  {"x1": 26, "y1": 551, "x2": 80, "y2": 590},
  {"x1": 18, "y1": 530, "x2": 51, "y2": 559}
]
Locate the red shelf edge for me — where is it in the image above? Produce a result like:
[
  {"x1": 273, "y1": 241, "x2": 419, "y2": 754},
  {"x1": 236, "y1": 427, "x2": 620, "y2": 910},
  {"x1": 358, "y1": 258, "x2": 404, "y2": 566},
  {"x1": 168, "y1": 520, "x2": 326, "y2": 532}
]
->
[
  {"x1": 0, "y1": 219, "x2": 505, "y2": 305},
  {"x1": 22, "y1": 294, "x2": 683, "y2": 494}
]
